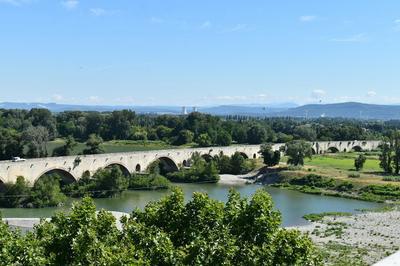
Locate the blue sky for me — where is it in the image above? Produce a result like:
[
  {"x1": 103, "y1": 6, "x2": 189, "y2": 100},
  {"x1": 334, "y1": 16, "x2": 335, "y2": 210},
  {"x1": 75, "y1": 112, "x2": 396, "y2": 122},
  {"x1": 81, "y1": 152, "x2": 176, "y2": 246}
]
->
[{"x1": 1, "y1": 0, "x2": 400, "y2": 106}]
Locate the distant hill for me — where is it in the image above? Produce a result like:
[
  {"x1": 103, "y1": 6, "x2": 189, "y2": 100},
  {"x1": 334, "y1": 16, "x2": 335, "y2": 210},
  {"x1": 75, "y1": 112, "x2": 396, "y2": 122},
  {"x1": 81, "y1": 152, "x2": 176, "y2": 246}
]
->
[
  {"x1": 1, "y1": 101, "x2": 400, "y2": 120},
  {"x1": 272, "y1": 102, "x2": 400, "y2": 120}
]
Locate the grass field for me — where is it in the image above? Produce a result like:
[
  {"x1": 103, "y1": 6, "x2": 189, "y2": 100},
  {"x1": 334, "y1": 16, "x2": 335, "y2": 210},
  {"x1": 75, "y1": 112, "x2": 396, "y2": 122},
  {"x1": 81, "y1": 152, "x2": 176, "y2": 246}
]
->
[
  {"x1": 280, "y1": 152, "x2": 400, "y2": 186},
  {"x1": 304, "y1": 153, "x2": 381, "y2": 172}
]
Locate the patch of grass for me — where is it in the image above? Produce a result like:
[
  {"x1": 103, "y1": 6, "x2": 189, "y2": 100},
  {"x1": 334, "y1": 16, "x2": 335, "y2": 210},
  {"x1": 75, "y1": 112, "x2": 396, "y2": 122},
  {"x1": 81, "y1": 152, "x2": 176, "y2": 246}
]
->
[
  {"x1": 304, "y1": 154, "x2": 381, "y2": 172},
  {"x1": 303, "y1": 212, "x2": 352, "y2": 222}
]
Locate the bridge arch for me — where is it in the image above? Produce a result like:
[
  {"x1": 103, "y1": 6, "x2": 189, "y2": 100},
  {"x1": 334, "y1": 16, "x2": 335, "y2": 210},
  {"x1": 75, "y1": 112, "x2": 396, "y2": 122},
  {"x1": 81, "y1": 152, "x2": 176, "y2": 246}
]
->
[
  {"x1": 352, "y1": 145, "x2": 363, "y2": 152},
  {"x1": 149, "y1": 156, "x2": 179, "y2": 175},
  {"x1": 239, "y1": 152, "x2": 248, "y2": 159},
  {"x1": 135, "y1": 164, "x2": 141, "y2": 173},
  {"x1": 0, "y1": 178, "x2": 6, "y2": 193},
  {"x1": 36, "y1": 168, "x2": 77, "y2": 187},
  {"x1": 311, "y1": 148, "x2": 317, "y2": 155},
  {"x1": 327, "y1": 147, "x2": 339, "y2": 153},
  {"x1": 105, "y1": 163, "x2": 131, "y2": 177}
]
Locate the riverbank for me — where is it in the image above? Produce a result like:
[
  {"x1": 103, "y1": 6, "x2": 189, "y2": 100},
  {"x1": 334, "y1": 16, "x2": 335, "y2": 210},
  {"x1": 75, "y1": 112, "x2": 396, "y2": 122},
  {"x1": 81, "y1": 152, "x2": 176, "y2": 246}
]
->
[
  {"x1": 291, "y1": 207, "x2": 400, "y2": 265},
  {"x1": 218, "y1": 171, "x2": 261, "y2": 185}
]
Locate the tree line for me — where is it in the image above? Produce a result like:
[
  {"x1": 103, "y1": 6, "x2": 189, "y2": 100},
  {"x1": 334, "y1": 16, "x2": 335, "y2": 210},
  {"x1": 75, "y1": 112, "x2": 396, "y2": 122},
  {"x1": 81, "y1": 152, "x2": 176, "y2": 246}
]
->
[{"x1": 0, "y1": 108, "x2": 388, "y2": 159}]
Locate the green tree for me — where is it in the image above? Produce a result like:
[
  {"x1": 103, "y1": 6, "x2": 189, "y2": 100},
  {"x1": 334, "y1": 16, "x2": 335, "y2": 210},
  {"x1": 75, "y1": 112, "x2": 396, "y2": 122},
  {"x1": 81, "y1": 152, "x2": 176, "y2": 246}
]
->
[
  {"x1": 83, "y1": 134, "x2": 104, "y2": 155},
  {"x1": 259, "y1": 144, "x2": 281, "y2": 167},
  {"x1": 30, "y1": 174, "x2": 67, "y2": 208},
  {"x1": 379, "y1": 140, "x2": 393, "y2": 174},
  {"x1": 174, "y1": 129, "x2": 194, "y2": 145},
  {"x1": 247, "y1": 124, "x2": 267, "y2": 144},
  {"x1": 354, "y1": 154, "x2": 367, "y2": 171},
  {"x1": 216, "y1": 130, "x2": 232, "y2": 146},
  {"x1": 285, "y1": 140, "x2": 313, "y2": 166},
  {"x1": 196, "y1": 133, "x2": 212, "y2": 147},
  {"x1": 0, "y1": 176, "x2": 30, "y2": 208},
  {"x1": 22, "y1": 126, "x2": 49, "y2": 158},
  {"x1": 53, "y1": 135, "x2": 77, "y2": 156},
  {"x1": 0, "y1": 128, "x2": 23, "y2": 160}
]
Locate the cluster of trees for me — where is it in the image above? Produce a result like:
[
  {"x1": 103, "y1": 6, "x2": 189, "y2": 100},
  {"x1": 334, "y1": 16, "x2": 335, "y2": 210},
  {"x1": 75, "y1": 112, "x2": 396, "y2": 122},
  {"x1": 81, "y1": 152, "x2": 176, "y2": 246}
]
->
[
  {"x1": 259, "y1": 140, "x2": 313, "y2": 168},
  {"x1": 0, "y1": 189, "x2": 321, "y2": 265},
  {"x1": 167, "y1": 154, "x2": 220, "y2": 183},
  {"x1": 0, "y1": 175, "x2": 66, "y2": 208},
  {"x1": 379, "y1": 131, "x2": 400, "y2": 175},
  {"x1": 0, "y1": 108, "x2": 388, "y2": 160},
  {"x1": 212, "y1": 152, "x2": 256, "y2": 175}
]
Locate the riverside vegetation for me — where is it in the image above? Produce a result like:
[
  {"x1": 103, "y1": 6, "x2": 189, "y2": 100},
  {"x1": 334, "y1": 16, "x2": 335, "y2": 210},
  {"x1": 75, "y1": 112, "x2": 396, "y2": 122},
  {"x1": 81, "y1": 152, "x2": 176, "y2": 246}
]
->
[
  {"x1": 259, "y1": 139, "x2": 400, "y2": 203},
  {"x1": 0, "y1": 188, "x2": 322, "y2": 265}
]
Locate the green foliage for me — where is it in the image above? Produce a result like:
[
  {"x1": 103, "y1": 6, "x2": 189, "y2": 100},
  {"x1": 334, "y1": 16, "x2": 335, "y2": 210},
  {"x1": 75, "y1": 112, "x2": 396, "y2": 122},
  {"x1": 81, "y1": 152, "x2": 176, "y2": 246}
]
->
[
  {"x1": 173, "y1": 129, "x2": 194, "y2": 145},
  {"x1": 196, "y1": 133, "x2": 212, "y2": 147},
  {"x1": 0, "y1": 176, "x2": 30, "y2": 208},
  {"x1": 215, "y1": 130, "x2": 232, "y2": 146},
  {"x1": 22, "y1": 125, "x2": 49, "y2": 158},
  {"x1": 83, "y1": 134, "x2": 104, "y2": 155},
  {"x1": 303, "y1": 212, "x2": 352, "y2": 222},
  {"x1": 285, "y1": 140, "x2": 313, "y2": 166},
  {"x1": 52, "y1": 135, "x2": 77, "y2": 156},
  {"x1": 259, "y1": 143, "x2": 281, "y2": 167},
  {"x1": 288, "y1": 174, "x2": 336, "y2": 189},
  {"x1": 167, "y1": 154, "x2": 219, "y2": 183},
  {"x1": 0, "y1": 175, "x2": 66, "y2": 208},
  {"x1": 129, "y1": 173, "x2": 170, "y2": 190},
  {"x1": 0, "y1": 128, "x2": 23, "y2": 160},
  {"x1": 30, "y1": 174, "x2": 67, "y2": 208},
  {"x1": 0, "y1": 189, "x2": 321, "y2": 265},
  {"x1": 379, "y1": 131, "x2": 400, "y2": 175},
  {"x1": 64, "y1": 166, "x2": 128, "y2": 198},
  {"x1": 354, "y1": 154, "x2": 366, "y2": 171}
]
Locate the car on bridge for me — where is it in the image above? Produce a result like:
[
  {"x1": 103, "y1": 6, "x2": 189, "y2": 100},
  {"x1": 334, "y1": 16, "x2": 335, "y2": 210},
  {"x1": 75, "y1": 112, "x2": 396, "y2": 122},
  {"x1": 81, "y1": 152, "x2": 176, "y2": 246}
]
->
[{"x1": 11, "y1": 157, "x2": 26, "y2": 162}]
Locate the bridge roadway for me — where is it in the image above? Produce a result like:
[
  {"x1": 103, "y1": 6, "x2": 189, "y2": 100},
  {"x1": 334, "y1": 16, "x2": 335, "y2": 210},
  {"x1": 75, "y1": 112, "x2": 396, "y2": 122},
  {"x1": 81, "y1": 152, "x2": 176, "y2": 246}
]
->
[{"x1": 0, "y1": 140, "x2": 381, "y2": 186}]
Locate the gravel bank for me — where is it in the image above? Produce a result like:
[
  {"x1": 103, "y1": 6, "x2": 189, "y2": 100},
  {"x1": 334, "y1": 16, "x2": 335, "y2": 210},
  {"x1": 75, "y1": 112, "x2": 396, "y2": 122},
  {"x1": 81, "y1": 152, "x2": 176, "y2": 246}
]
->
[{"x1": 291, "y1": 209, "x2": 400, "y2": 265}]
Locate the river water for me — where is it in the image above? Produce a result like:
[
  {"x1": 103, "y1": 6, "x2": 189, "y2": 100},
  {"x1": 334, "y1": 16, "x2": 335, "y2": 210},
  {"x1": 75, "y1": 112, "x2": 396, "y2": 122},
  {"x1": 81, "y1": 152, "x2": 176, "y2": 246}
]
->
[{"x1": 0, "y1": 182, "x2": 381, "y2": 227}]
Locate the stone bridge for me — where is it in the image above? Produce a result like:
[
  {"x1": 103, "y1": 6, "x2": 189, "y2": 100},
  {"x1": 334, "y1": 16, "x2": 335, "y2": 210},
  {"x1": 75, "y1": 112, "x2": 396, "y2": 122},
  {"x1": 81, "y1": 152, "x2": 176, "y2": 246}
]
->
[{"x1": 0, "y1": 140, "x2": 381, "y2": 187}]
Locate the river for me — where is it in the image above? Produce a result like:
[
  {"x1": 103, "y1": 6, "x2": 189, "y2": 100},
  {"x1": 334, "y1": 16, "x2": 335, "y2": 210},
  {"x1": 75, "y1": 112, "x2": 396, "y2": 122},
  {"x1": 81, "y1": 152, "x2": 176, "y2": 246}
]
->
[{"x1": 0, "y1": 182, "x2": 382, "y2": 227}]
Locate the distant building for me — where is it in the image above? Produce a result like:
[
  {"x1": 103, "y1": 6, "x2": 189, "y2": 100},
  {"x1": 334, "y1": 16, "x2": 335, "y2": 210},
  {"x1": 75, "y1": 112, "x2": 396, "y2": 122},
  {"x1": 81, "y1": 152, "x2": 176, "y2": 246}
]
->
[
  {"x1": 192, "y1": 106, "x2": 198, "y2": 112},
  {"x1": 182, "y1": 106, "x2": 188, "y2": 115}
]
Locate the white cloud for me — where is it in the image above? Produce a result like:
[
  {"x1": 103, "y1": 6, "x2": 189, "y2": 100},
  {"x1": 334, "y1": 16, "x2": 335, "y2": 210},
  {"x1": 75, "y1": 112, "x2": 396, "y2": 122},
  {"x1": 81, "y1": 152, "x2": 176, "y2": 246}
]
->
[
  {"x1": 330, "y1": 33, "x2": 368, "y2": 43},
  {"x1": 394, "y1": 19, "x2": 400, "y2": 31},
  {"x1": 88, "y1": 96, "x2": 101, "y2": 103},
  {"x1": 200, "y1": 21, "x2": 212, "y2": 29},
  {"x1": 225, "y1": 24, "x2": 249, "y2": 33},
  {"x1": 367, "y1": 91, "x2": 377, "y2": 97},
  {"x1": 90, "y1": 8, "x2": 118, "y2": 16},
  {"x1": 52, "y1": 94, "x2": 64, "y2": 101},
  {"x1": 90, "y1": 8, "x2": 106, "y2": 16},
  {"x1": 150, "y1": 17, "x2": 164, "y2": 24},
  {"x1": 0, "y1": 0, "x2": 31, "y2": 6},
  {"x1": 300, "y1": 15, "x2": 316, "y2": 22},
  {"x1": 61, "y1": 0, "x2": 78, "y2": 10},
  {"x1": 311, "y1": 89, "x2": 326, "y2": 99}
]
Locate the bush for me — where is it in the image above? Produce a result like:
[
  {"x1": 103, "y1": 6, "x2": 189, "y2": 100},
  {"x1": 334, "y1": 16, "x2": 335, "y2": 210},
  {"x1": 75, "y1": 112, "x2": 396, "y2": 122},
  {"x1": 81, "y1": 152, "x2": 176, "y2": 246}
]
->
[
  {"x1": 348, "y1": 173, "x2": 360, "y2": 178},
  {"x1": 129, "y1": 174, "x2": 170, "y2": 190}
]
